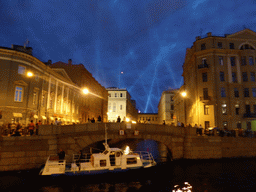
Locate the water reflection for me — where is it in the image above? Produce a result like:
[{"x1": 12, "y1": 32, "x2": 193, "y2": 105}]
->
[{"x1": 172, "y1": 182, "x2": 192, "y2": 192}]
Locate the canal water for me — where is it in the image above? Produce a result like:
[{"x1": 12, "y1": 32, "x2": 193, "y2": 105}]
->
[{"x1": 1, "y1": 158, "x2": 256, "y2": 191}]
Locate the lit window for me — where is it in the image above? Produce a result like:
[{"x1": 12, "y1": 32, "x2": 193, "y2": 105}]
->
[
  {"x1": 204, "y1": 105, "x2": 209, "y2": 115},
  {"x1": 14, "y1": 86, "x2": 23, "y2": 102},
  {"x1": 235, "y1": 104, "x2": 240, "y2": 115},
  {"x1": 18, "y1": 66, "x2": 25, "y2": 75},
  {"x1": 219, "y1": 56, "x2": 224, "y2": 65}
]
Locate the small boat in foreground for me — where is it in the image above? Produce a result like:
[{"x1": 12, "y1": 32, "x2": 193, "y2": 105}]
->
[{"x1": 39, "y1": 143, "x2": 156, "y2": 176}]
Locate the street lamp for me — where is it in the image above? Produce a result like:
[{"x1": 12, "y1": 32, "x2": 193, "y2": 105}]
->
[
  {"x1": 25, "y1": 71, "x2": 34, "y2": 126},
  {"x1": 181, "y1": 91, "x2": 187, "y2": 126},
  {"x1": 82, "y1": 88, "x2": 89, "y2": 95}
]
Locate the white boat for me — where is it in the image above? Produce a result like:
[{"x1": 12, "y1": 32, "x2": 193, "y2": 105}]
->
[{"x1": 39, "y1": 143, "x2": 156, "y2": 176}]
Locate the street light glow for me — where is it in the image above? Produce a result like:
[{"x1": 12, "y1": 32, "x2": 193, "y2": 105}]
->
[
  {"x1": 82, "y1": 88, "x2": 89, "y2": 94},
  {"x1": 181, "y1": 92, "x2": 187, "y2": 97},
  {"x1": 27, "y1": 72, "x2": 33, "y2": 77}
]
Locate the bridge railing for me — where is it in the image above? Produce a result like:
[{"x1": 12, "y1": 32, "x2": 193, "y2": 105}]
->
[{"x1": 38, "y1": 123, "x2": 189, "y2": 136}]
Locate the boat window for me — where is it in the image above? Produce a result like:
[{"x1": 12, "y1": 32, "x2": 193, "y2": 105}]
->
[
  {"x1": 103, "y1": 150, "x2": 109, "y2": 155},
  {"x1": 127, "y1": 158, "x2": 137, "y2": 165},
  {"x1": 100, "y1": 160, "x2": 107, "y2": 167}
]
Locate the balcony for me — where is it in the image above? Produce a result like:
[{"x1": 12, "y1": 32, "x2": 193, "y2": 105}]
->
[
  {"x1": 243, "y1": 113, "x2": 256, "y2": 118},
  {"x1": 200, "y1": 96, "x2": 213, "y2": 104},
  {"x1": 198, "y1": 63, "x2": 209, "y2": 69}
]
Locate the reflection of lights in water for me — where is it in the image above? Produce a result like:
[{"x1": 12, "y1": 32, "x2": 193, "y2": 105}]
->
[
  {"x1": 124, "y1": 146, "x2": 130, "y2": 155},
  {"x1": 172, "y1": 182, "x2": 192, "y2": 192}
]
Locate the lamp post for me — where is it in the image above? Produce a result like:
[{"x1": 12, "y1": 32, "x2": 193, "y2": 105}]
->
[
  {"x1": 25, "y1": 71, "x2": 34, "y2": 126},
  {"x1": 181, "y1": 91, "x2": 187, "y2": 127}
]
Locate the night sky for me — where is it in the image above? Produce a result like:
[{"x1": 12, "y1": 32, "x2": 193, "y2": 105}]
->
[{"x1": 1, "y1": 0, "x2": 256, "y2": 113}]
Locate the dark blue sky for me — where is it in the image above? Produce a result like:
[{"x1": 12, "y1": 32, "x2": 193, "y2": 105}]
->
[{"x1": 1, "y1": 0, "x2": 256, "y2": 113}]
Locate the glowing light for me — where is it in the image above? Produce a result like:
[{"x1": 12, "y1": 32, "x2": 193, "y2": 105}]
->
[
  {"x1": 121, "y1": 71, "x2": 123, "y2": 74},
  {"x1": 27, "y1": 72, "x2": 33, "y2": 77},
  {"x1": 181, "y1": 92, "x2": 187, "y2": 97},
  {"x1": 172, "y1": 182, "x2": 192, "y2": 192},
  {"x1": 82, "y1": 88, "x2": 89, "y2": 94},
  {"x1": 132, "y1": 121, "x2": 137, "y2": 124},
  {"x1": 126, "y1": 118, "x2": 130, "y2": 122},
  {"x1": 124, "y1": 146, "x2": 130, "y2": 155}
]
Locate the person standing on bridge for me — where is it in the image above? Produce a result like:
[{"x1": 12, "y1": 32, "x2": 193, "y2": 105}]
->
[{"x1": 28, "y1": 120, "x2": 35, "y2": 136}]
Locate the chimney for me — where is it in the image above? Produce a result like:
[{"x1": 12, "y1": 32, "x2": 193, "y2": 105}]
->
[
  {"x1": 196, "y1": 36, "x2": 201, "y2": 40},
  {"x1": 68, "y1": 59, "x2": 72, "y2": 65},
  {"x1": 207, "y1": 32, "x2": 212, "y2": 37}
]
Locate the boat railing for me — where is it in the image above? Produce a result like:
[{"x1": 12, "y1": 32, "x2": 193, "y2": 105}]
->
[
  {"x1": 133, "y1": 151, "x2": 155, "y2": 163},
  {"x1": 72, "y1": 153, "x2": 92, "y2": 163},
  {"x1": 46, "y1": 154, "x2": 66, "y2": 166}
]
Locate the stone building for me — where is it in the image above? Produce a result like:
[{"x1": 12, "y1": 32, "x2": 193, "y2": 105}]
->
[
  {"x1": 137, "y1": 113, "x2": 158, "y2": 124},
  {"x1": 158, "y1": 89, "x2": 177, "y2": 125},
  {"x1": 50, "y1": 60, "x2": 108, "y2": 122},
  {"x1": 180, "y1": 28, "x2": 256, "y2": 130},
  {"x1": 0, "y1": 45, "x2": 84, "y2": 126},
  {"x1": 107, "y1": 88, "x2": 138, "y2": 122}
]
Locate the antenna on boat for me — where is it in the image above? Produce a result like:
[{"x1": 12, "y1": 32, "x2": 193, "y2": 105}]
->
[{"x1": 105, "y1": 124, "x2": 107, "y2": 145}]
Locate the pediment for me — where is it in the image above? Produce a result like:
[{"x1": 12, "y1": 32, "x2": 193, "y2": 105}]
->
[
  {"x1": 227, "y1": 29, "x2": 256, "y2": 40},
  {"x1": 14, "y1": 80, "x2": 28, "y2": 86},
  {"x1": 52, "y1": 68, "x2": 73, "y2": 83}
]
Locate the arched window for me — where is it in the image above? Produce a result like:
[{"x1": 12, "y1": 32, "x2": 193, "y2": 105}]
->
[{"x1": 240, "y1": 44, "x2": 255, "y2": 50}]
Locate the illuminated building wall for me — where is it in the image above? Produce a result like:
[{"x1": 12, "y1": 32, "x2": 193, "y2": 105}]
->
[
  {"x1": 0, "y1": 45, "x2": 84, "y2": 126},
  {"x1": 107, "y1": 88, "x2": 138, "y2": 122},
  {"x1": 181, "y1": 29, "x2": 256, "y2": 130},
  {"x1": 158, "y1": 89, "x2": 177, "y2": 125},
  {"x1": 51, "y1": 60, "x2": 108, "y2": 122},
  {"x1": 137, "y1": 113, "x2": 158, "y2": 124}
]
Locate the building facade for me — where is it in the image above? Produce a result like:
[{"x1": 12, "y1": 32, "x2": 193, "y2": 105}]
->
[
  {"x1": 158, "y1": 89, "x2": 177, "y2": 125},
  {"x1": 107, "y1": 88, "x2": 138, "y2": 122},
  {"x1": 0, "y1": 45, "x2": 85, "y2": 126},
  {"x1": 50, "y1": 60, "x2": 108, "y2": 122},
  {"x1": 181, "y1": 28, "x2": 256, "y2": 130},
  {"x1": 137, "y1": 113, "x2": 158, "y2": 124}
]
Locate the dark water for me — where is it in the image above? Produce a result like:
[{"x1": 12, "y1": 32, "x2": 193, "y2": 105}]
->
[{"x1": 1, "y1": 158, "x2": 256, "y2": 192}]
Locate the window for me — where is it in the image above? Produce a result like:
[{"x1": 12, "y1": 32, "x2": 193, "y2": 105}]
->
[
  {"x1": 242, "y1": 72, "x2": 248, "y2": 82},
  {"x1": 170, "y1": 96, "x2": 174, "y2": 101},
  {"x1": 251, "y1": 72, "x2": 255, "y2": 82},
  {"x1": 108, "y1": 105, "x2": 111, "y2": 111},
  {"x1": 41, "y1": 93, "x2": 46, "y2": 107},
  {"x1": 115, "y1": 93, "x2": 118, "y2": 97},
  {"x1": 100, "y1": 160, "x2": 107, "y2": 167},
  {"x1": 127, "y1": 158, "x2": 137, "y2": 165},
  {"x1": 244, "y1": 88, "x2": 249, "y2": 97},
  {"x1": 113, "y1": 103, "x2": 116, "y2": 112},
  {"x1": 120, "y1": 93, "x2": 123, "y2": 97},
  {"x1": 232, "y1": 72, "x2": 237, "y2": 82},
  {"x1": 171, "y1": 104, "x2": 174, "y2": 110},
  {"x1": 241, "y1": 56, "x2": 246, "y2": 66},
  {"x1": 230, "y1": 57, "x2": 236, "y2": 66},
  {"x1": 32, "y1": 91, "x2": 38, "y2": 105},
  {"x1": 202, "y1": 73, "x2": 207, "y2": 82},
  {"x1": 219, "y1": 56, "x2": 224, "y2": 65},
  {"x1": 229, "y1": 43, "x2": 234, "y2": 49},
  {"x1": 120, "y1": 105, "x2": 122, "y2": 110},
  {"x1": 245, "y1": 105, "x2": 251, "y2": 114},
  {"x1": 202, "y1": 58, "x2": 207, "y2": 65},
  {"x1": 254, "y1": 105, "x2": 256, "y2": 113},
  {"x1": 50, "y1": 95, "x2": 53, "y2": 108},
  {"x1": 240, "y1": 44, "x2": 255, "y2": 50},
  {"x1": 223, "y1": 121, "x2": 228, "y2": 129},
  {"x1": 203, "y1": 88, "x2": 208, "y2": 99},
  {"x1": 252, "y1": 88, "x2": 256, "y2": 97},
  {"x1": 108, "y1": 93, "x2": 111, "y2": 97},
  {"x1": 218, "y1": 42, "x2": 222, "y2": 49},
  {"x1": 234, "y1": 88, "x2": 239, "y2": 97},
  {"x1": 220, "y1": 72, "x2": 225, "y2": 81},
  {"x1": 204, "y1": 105, "x2": 209, "y2": 115},
  {"x1": 222, "y1": 104, "x2": 227, "y2": 114},
  {"x1": 249, "y1": 56, "x2": 254, "y2": 65},
  {"x1": 18, "y1": 66, "x2": 25, "y2": 75},
  {"x1": 221, "y1": 88, "x2": 226, "y2": 97},
  {"x1": 235, "y1": 104, "x2": 240, "y2": 115},
  {"x1": 171, "y1": 113, "x2": 173, "y2": 119},
  {"x1": 201, "y1": 43, "x2": 206, "y2": 50},
  {"x1": 14, "y1": 86, "x2": 23, "y2": 102}
]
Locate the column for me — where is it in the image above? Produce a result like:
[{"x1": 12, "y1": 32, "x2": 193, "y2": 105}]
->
[
  {"x1": 47, "y1": 76, "x2": 51, "y2": 109},
  {"x1": 60, "y1": 84, "x2": 64, "y2": 113},
  {"x1": 227, "y1": 56, "x2": 232, "y2": 83},
  {"x1": 236, "y1": 56, "x2": 241, "y2": 83},
  {"x1": 54, "y1": 80, "x2": 58, "y2": 112}
]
